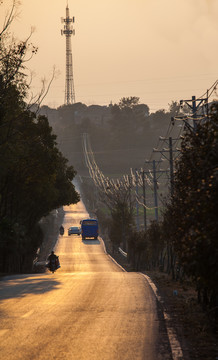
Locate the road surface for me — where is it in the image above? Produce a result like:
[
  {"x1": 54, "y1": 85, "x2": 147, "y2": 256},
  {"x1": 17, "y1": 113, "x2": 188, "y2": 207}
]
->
[{"x1": 0, "y1": 201, "x2": 172, "y2": 359}]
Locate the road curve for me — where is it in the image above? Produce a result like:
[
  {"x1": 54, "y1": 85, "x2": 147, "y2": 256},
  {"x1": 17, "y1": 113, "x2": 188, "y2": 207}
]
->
[{"x1": 0, "y1": 201, "x2": 172, "y2": 359}]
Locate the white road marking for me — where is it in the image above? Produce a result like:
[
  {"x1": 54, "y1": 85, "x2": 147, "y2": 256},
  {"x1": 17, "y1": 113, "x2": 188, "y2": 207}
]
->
[
  {"x1": 107, "y1": 254, "x2": 126, "y2": 272},
  {"x1": 140, "y1": 273, "x2": 184, "y2": 360}
]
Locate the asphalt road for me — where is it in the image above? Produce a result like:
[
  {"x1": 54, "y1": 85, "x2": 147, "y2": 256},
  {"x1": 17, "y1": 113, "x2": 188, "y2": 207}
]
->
[{"x1": 0, "y1": 201, "x2": 172, "y2": 360}]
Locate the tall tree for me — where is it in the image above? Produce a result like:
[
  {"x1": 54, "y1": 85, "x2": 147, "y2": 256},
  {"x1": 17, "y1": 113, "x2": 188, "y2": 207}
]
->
[
  {"x1": 162, "y1": 105, "x2": 218, "y2": 307},
  {"x1": 0, "y1": 2, "x2": 79, "y2": 272}
]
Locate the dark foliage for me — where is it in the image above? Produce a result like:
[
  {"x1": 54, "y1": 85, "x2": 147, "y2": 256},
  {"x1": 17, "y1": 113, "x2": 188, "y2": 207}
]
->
[
  {"x1": 162, "y1": 105, "x2": 218, "y2": 308},
  {"x1": 0, "y1": 20, "x2": 79, "y2": 273}
]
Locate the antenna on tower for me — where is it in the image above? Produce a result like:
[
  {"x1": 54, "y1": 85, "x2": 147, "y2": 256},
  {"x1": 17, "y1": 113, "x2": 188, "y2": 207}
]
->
[{"x1": 61, "y1": 3, "x2": 75, "y2": 105}]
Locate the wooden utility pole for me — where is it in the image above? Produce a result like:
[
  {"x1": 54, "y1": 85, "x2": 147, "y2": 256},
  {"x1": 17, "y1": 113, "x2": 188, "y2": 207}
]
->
[{"x1": 142, "y1": 170, "x2": 147, "y2": 230}]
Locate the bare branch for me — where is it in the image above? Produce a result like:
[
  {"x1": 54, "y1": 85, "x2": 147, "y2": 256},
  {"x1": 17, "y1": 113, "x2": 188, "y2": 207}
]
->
[
  {"x1": 0, "y1": 0, "x2": 20, "y2": 37},
  {"x1": 27, "y1": 66, "x2": 58, "y2": 113}
]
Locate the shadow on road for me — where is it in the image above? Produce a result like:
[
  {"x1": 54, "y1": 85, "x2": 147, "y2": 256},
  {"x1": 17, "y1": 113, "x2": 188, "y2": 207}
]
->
[
  {"x1": 82, "y1": 239, "x2": 100, "y2": 245},
  {"x1": 0, "y1": 274, "x2": 61, "y2": 301}
]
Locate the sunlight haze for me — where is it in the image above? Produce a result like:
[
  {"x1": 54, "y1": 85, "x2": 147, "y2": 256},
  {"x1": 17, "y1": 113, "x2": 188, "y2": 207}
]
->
[{"x1": 1, "y1": 0, "x2": 218, "y2": 111}]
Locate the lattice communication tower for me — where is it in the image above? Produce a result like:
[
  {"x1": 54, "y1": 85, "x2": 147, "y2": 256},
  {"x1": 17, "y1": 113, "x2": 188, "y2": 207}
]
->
[{"x1": 61, "y1": 3, "x2": 75, "y2": 105}]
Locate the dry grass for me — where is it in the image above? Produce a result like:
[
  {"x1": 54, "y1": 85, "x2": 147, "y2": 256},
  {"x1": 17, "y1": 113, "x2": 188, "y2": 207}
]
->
[{"x1": 145, "y1": 271, "x2": 217, "y2": 360}]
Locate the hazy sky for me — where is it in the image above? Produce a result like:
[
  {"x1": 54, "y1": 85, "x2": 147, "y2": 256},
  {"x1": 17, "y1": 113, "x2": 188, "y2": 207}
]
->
[{"x1": 1, "y1": 0, "x2": 218, "y2": 111}]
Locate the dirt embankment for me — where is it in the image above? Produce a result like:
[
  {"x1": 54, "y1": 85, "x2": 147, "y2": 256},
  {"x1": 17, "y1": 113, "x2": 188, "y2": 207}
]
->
[{"x1": 147, "y1": 271, "x2": 218, "y2": 360}]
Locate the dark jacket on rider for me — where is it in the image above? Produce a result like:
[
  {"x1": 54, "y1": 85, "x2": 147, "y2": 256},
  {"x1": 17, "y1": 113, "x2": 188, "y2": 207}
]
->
[{"x1": 48, "y1": 251, "x2": 57, "y2": 264}]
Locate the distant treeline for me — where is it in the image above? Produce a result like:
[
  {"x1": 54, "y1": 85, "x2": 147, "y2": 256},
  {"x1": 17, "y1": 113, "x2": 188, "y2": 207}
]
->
[{"x1": 39, "y1": 97, "x2": 181, "y2": 175}]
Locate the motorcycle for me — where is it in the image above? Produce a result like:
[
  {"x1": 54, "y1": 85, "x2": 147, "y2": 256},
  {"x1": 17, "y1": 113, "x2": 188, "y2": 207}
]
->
[{"x1": 46, "y1": 256, "x2": 60, "y2": 273}]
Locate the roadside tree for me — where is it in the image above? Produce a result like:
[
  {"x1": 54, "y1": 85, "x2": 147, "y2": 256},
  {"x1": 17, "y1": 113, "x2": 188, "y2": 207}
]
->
[
  {"x1": 162, "y1": 105, "x2": 218, "y2": 308},
  {"x1": 0, "y1": 2, "x2": 79, "y2": 272}
]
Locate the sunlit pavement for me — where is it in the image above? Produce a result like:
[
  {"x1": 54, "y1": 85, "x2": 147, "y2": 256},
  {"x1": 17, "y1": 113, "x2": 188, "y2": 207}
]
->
[{"x1": 0, "y1": 201, "x2": 172, "y2": 360}]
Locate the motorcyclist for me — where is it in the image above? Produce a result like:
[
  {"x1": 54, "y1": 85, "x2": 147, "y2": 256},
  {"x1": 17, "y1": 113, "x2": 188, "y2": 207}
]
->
[
  {"x1": 47, "y1": 251, "x2": 60, "y2": 272},
  {"x1": 59, "y1": 225, "x2": 64, "y2": 235}
]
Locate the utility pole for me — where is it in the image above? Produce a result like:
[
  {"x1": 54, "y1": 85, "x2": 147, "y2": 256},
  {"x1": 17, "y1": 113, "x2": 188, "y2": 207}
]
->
[
  {"x1": 142, "y1": 170, "x2": 147, "y2": 230},
  {"x1": 144, "y1": 160, "x2": 168, "y2": 222},
  {"x1": 144, "y1": 160, "x2": 163, "y2": 222},
  {"x1": 135, "y1": 169, "x2": 140, "y2": 231},
  {"x1": 192, "y1": 96, "x2": 197, "y2": 132},
  {"x1": 152, "y1": 160, "x2": 158, "y2": 222},
  {"x1": 169, "y1": 137, "x2": 174, "y2": 197},
  {"x1": 153, "y1": 137, "x2": 179, "y2": 197},
  {"x1": 128, "y1": 174, "x2": 132, "y2": 214},
  {"x1": 173, "y1": 95, "x2": 208, "y2": 132},
  {"x1": 61, "y1": 3, "x2": 75, "y2": 105}
]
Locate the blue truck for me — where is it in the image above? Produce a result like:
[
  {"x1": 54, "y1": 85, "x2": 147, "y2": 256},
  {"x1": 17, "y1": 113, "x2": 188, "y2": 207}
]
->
[{"x1": 80, "y1": 219, "x2": 98, "y2": 240}]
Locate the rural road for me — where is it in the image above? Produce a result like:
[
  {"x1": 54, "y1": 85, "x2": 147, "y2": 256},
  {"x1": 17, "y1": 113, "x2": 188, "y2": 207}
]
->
[{"x1": 0, "y1": 201, "x2": 173, "y2": 359}]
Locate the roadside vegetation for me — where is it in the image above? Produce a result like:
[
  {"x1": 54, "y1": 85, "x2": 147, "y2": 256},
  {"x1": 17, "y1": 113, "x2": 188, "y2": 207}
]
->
[{"x1": 0, "y1": 2, "x2": 79, "y2": 273}]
